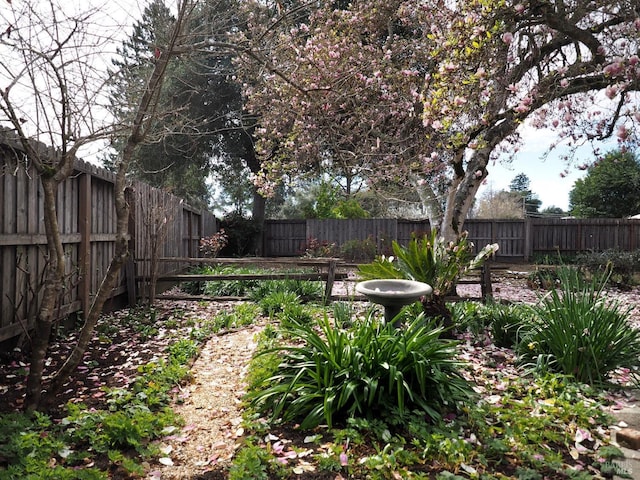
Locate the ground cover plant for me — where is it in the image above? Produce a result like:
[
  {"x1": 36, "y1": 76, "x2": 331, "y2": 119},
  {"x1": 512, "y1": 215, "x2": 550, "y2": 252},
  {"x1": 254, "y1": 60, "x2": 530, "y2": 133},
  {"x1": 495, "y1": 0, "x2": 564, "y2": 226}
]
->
[
  {"x1": 181, "y1": 264, "x2": 325, "y2": 300},
  {"x1": 0, "y1": 307, "x2": 202, "y2": 479}
]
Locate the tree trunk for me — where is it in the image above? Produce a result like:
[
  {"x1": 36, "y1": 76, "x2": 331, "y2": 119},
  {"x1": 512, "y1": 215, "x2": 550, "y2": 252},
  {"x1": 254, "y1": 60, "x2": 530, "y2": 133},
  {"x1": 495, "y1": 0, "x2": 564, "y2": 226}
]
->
[
  {"x1": 244, "y1": 133, "x2": 266, "y2": 255},
  {"x1": 252, "y1": 188, "x2": 266, "y2": 255},
  {"x1": 438, "y1": 116, "x2": 520, "y2": 241},
  {"x1": 411, "y1": 174, "x2": 444, "y2": 229},
  {"x1": 24, "y1": 178, "x2": 65, "y2": 412},
  {"x1": 44, "y1": 2, "x2": 191, "y2": 405}
]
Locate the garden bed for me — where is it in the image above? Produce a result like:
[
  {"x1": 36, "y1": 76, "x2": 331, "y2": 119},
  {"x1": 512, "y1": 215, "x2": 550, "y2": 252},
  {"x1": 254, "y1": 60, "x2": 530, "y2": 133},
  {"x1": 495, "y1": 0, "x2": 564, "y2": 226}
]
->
[{"x1": 2, "y1": 272, "x2": 640, "y2": 479}]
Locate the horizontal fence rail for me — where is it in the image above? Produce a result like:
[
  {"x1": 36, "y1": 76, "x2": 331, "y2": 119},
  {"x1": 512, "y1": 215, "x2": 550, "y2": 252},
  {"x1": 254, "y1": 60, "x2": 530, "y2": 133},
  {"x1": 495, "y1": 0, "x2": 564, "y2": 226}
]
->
[{"x1": 0, "y1": 134, "x2": 217, "y2": 343}]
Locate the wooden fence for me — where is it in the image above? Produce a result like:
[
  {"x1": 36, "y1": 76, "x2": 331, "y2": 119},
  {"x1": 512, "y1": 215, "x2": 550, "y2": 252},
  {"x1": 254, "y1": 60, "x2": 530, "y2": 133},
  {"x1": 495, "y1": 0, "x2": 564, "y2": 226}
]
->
[
  {"x1": 263, "y1": 218, "x2": 640, "y2": 260},
  {"x1": 0, "y1": 138, "x2": 217, "y2": 343}
]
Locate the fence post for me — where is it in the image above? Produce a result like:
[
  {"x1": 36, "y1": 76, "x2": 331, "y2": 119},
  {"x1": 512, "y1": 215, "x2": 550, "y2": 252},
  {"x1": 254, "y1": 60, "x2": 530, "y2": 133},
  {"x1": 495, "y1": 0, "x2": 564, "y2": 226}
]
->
[
  {"x1": 125, "y1": 187, "x2": 137, "y2": 307},
  {"x1": 78, "y1": 173, "x2": 92, "y2": 319},
  {"x1": 323, "y1": 259, "x2": 337, "y2": 306},
  {"x1": 524, "y1": 217, "x2": 532, "y2": 262},
  {"x1": 187, "y1": 209, "x2": 193, "y2": 258}
]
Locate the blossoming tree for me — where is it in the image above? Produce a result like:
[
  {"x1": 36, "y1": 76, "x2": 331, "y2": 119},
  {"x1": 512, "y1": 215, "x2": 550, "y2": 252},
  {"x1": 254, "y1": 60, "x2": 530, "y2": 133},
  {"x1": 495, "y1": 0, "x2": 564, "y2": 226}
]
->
[{"x1": 241, "y1": 0, "x2": 640, "y2": 239}]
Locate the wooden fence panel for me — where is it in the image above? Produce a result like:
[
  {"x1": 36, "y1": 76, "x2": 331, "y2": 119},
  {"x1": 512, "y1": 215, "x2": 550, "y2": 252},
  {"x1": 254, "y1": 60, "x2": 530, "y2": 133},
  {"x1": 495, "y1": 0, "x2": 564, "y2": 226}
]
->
[
  {"x1": 263, "y1": 220, "x2": 307, "y2": 256},
  {"x1": 530, "y1": 218, "x2": 640, "y2": 254},
  {"x1": 307, "y1": 218, "x2": 399, "y2": 254},
  {"x1": 1, "y1": 138, "x2": 216, "y2": 343},
  {"x1": 262, "y1": 218, "x2": 640, "y2": 260},
  {"x1": 397, "y1": 220, "x2": 431, "y2": 245},
  {"x1": 464, "y1": 220, "x2": 525, "y2": 258}
]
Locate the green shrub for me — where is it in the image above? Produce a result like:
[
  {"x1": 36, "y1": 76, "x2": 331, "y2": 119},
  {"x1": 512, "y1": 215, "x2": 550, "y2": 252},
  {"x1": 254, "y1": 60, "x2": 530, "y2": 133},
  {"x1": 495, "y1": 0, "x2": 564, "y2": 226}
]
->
[
  {"x1": 248, "y1": 312, "x2": 473, "y2": 429},
  {"x1": 202, "y1": 265, "x2": 259, "y2": 297},
  {"x1": 331, "y1": 301, "x2": 356, "y2": 328},
  {"x1": 206, "y1": 303, "x2": 261, "y2": 333},
  {"x1": 576, "y1": 248, "x2": 640, "y2": 288},
  {"x1": 449, "y1": 301, "x2": 532, "y2": 347},
  {"x1": 340, "y1": 236, "x2": 378, "y2": 262},
  {"x1": 64, "y1": 403, "x2": 178, "y2": 456},
  {"x1": 278, "y1": 302, "x2": 315, "y2": 328},
  {"x1": 518, "y1": 267, "x2": 640, "y2": 384},
  {"x1": 228, "y1": 439, "x2": 275, "y2": 480},
  {"x1": 181, "y1": 265, "x2": 211, "y2": 295},
  {"x1": 247, "y1": 275, "x2": 324, "y2": 301},
  {"x1": 526, "y1": 267, "x2": 562, "y2": 290},
  {"x1": 166, "y1": 338, "x2": 199, "y2": 364},
  {"x1": 257, "y1": 290, "x2": 300, "y2": 317},
  {"x1": 449, "y1": 301, "x2": 492, "y2": 339},
  {"x1": 489, "y1": 302, "x2": 533, "y2": 349}
]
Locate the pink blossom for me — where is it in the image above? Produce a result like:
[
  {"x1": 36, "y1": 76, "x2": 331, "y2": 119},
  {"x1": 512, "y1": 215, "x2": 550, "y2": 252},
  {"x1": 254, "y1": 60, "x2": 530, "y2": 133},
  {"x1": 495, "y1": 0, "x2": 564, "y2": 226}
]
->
[
  {"x1": 560, "y1": 79, "x2": 569, "y2": 88},
  {"x1": 603, "y1": 61, "x2": 623, "y2": 76},
  {"x1": 629, "y1": 55, "x2": 639, "y2": 67},
  {"x1": 635, "y1": 18, "x2": 640, "y2": 30},
  {"x1": 454, "y1": 96, "x2": 467, "y2": 106},
  {"x1": 502, "y1": 32, "x2": 514, "y2": 44},
  {"x1": 339, "y1": 452, "x2": 348, "y2": 466},
  {"x1": 514, "y1": 4, "x2": 525, "y2": 14},
  {"x1": 617, "y1": 125, "x2": 629, "y2": 140},
  {"x1": 605, "y1": 85, "x2": 618, "y2": 99}
]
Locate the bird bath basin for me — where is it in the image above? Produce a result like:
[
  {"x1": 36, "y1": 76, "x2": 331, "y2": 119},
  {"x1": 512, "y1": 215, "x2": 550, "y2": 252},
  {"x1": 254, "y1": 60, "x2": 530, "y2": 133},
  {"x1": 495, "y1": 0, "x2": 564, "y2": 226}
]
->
[{"x1": 355, "y1": 279, "x2": 432, "y2": 327}]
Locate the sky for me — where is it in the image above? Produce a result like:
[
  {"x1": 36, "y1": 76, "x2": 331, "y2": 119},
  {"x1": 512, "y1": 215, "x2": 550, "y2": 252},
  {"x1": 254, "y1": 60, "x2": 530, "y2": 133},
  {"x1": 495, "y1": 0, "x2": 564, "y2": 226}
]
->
[
  {"x1": 482, "y1": 128, "x2": 625, "y2": 211},
  {"x1": 477, "y1": 128, "x2": 606, "y2": 211}
]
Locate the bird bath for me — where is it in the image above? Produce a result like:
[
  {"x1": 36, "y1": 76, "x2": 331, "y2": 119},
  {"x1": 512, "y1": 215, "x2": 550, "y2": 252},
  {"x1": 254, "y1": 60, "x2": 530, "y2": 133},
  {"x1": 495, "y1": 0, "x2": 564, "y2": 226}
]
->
[{"x1": 355, "y1": 279, "x2": 433, "y2": 327}]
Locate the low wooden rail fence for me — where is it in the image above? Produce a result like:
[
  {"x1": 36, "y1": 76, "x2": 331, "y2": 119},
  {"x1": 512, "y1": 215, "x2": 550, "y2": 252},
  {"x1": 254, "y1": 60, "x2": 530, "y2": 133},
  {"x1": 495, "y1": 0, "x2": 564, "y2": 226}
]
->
[
  {"x1": 138, "y1": 257, "x2": 348, "y2": 305},
  {"x1": 139, "y1": 257, "x2": 497, "y2": 305}
]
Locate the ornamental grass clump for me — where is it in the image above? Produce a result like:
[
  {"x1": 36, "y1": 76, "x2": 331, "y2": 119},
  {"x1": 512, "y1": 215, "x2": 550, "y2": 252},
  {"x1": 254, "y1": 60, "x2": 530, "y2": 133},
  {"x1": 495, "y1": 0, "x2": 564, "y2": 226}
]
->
[
  {"x1": 518, "y1": 266, "x2": 640, "y2": 385},
  {"x1": 248, "y1": 312, "x2": 473, "y2": 429}
]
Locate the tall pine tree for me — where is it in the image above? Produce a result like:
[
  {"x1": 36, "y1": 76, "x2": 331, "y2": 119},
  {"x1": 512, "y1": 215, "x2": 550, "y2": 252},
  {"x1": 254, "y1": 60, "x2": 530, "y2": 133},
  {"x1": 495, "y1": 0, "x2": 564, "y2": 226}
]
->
[{"x1": 105, "y1": 0, "x2": 257, "y2": 210}]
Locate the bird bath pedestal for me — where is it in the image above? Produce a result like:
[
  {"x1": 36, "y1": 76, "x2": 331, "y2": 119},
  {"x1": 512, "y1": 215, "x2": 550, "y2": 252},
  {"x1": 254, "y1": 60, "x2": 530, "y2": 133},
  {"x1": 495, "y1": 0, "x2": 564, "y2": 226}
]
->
[{"x1": 355, "y1": 279, "x2": 433, "y2": 327}]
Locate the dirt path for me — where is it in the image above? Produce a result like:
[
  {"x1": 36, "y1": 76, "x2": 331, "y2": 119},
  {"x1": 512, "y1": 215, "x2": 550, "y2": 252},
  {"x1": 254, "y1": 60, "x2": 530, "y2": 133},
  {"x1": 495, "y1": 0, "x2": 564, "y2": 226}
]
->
[{"x1": 148, "y1": 325, "x2": 262, "y2": 479}]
